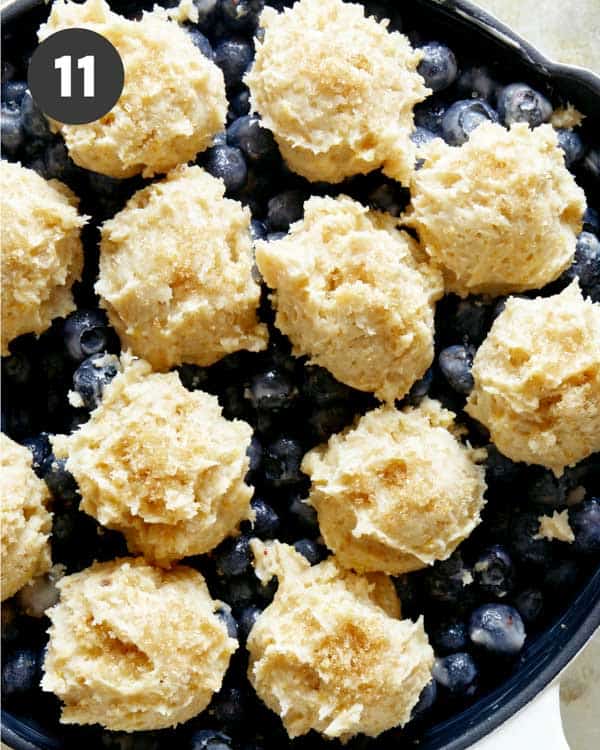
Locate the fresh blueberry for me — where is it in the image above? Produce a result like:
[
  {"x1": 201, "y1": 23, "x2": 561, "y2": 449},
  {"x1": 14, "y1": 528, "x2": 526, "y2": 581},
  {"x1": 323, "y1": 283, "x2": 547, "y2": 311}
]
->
[
  {"x1": 227, "y1": 115, "x2": 279, "y2": 163},
  {"x1": 219, "y1": 574, "x2": 256, "y2": 610},
  {"x1": 1, "y1": 106, "x2": 23, "y2": 155},
  {"x1": 583, "y1": 206, "x2": 600, "y2": 234},
  {"x1": 1, "y1": 647, "x2": 41, "y2": 698},
  {"x1": 72, "y1": 353, "x2": 119, "y2": 410},
  {"x1": 511, "y1": 512, "x2": 554, "y2": 566},
  {"x1": 404, "y1": 368, "x2": 434, "y2": 407},
  {"x1": 250, "y1": 218, "x2": 267, "y2": 241},
  {"x1": 246, "y1": 435, "x2": 263, "y2": 478},
  {"x1": 411, "y1": 126, "x2": 438, "y2": 168},
  {"x1": 43, "y1": 139, "x2": 73, "y2": 180},
  {"x1": 513, "y1": 588, "x2": 544, "y2": 625},
  {"x1": 247, "y1": 496, "x2": 280, "y2": 539},
  {"x1": 527, "y1": 469, "x2": 569, "y2": 508},
  {"x1": 20, "y1": 90, "x2": 52, "y2": 140},
  {"x1": 2, "y1": 350, "x2": 32, "y2": 385},
  {"x1": 556, "y1": 128, "x2": 586, "y2": 168},
  {"x1": 570, "y1": 498, "x2": 600, "y2": 555},
  {"x1": 21, "y1": 433, "x2": 52, "y2": 477},
  {"x1": 302, "y1": 365, "x2": 356, "y2": 405},
  {"x1": 582, "y1": 147, "x2": 600, "y2": 181},
  {"x1": 293, "y1": 538, "x2": 326, "y2": 565},
  {"x1": 456, "y1": 65, "x2": 498, "y2": 102},
  {"x1": 1, "y1": 602, "x2": 19, "y2": 643},
  {"x1": 485, "y1": 445, "x2": 522, "y2": 485},
  {"x1": 414, "y1": 96, "x2": 447, "y2": 134},
  {"x1": 41, "y1": 455, "x2": 79, "y2": 504},
  {"x1": 63, "y1": 309, "x2": 112, "y2": 362},
  {"x1": 417, "y1": 42, "x2": 458, "y2": 92},
  {"x1": 266, "y1": 190, "x2": 304, "y2": 231},
  {"x1": 216, "y1": 606, "x2": 239, "y2": 639},
  {"x1": 204, "y1": 144, "x2": 248, "y2": 192},
  {"x1": 452, "y1": 297, "x2": 491, "y2": 346},
  {"x1": 473, "y1": 545, "x2": 515, "y2": 598},
  {"x1": 1, "y1": 79, "x2": 27, "y2": 107},
  {"x1": 560, "y1": 231, "x2": 600, "y2": 302},
  {"x1": 190, "y1": 729, "x2": 233, "y2": 750},
  {"x1": 430, "y1": 619, "x2": 469, "y2": 655},
  {"x1": 411, "y1": 679, "x2": 438, "y2": 718},
  {"x1": 186, "y1": 26, "x2": 215, "y2": 59},
  {"x1": 221, "y1": 0, "x2": 264, "y2": 32},
  {"x1": 288, "y1": 495, "x2": 319, "y2": 537},
  {"x1": 238, "y1": 604, "x2": 261, "y2": 641},
  {"x1": 263, "y1": 436, "x2": 305, "y2": 487},
  {"x1": 432, "y1": 652, "x2": 478, "y2": 696},
  {"x1": 229, "y1": 86, "x2": 251, "y2": 121},
  {"x1": 367, "y1": 180, "x2": 410, "y2": 216},
  {"x1": 497, "y1": 83, "x2": 552, "y2": 127},
  {"x1": 211, "y1": 685, "x2": 247, "y2": 726},
  {"x1": 442, "y1": 99, "x2": 499, "y2": 146},
  {"x1": 438, "y1": 344, "x2": 476, "y2": 395},
  {"x1": 215, "y1": 535, "x2": 252, "y2": 577},
  {"x1": 424, "y1": 552, "x2": 474, "y2": 606},
  {"x1": 468, "y1": 603, "x2": 526, "y2": 656},
  {"x1": 214, "y1": 38, "x2": 254, "y2": 89},
  {"x1": 246, "y1": 368, "x2": 297, "y2": 411},
  {"x1": 307, "y1": 403, "x2": 354, "y2": 444}
]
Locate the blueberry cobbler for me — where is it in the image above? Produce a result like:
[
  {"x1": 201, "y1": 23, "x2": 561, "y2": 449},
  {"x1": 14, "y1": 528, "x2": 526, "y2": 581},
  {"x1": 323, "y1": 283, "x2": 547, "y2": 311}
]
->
[{"x1": 1, "y1": 0, "x2": 600, "y2": 749}]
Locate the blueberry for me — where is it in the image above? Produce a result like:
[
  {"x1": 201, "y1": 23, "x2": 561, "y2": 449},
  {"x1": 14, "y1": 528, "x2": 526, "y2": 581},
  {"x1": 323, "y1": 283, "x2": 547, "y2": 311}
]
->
[
  {"x1": 556, "y1": 128, "x2": 585, "y2": 168},
  {"x1": 452, "y1": 297, "x2": 491, "y2": 346},
  {"x1": 2, "y1": 350, "x2": 32, "y2": 385},
  {"x1": 1, "y1": 79, "x2": 27, "y2": 107},
  {"x1": 543, "y1": 560, "x2": 579, "y2": 594},
  {"x1": 20, "y1": 90, "x2": 51, "y2": 139},
  {"x1": 1, "y1": 602, "x2": 19, "y2": 643},
  {"x1": 307, "y1": 403, "x2": 354, "y2": 444},
  {"x1": 430, "y1": 619, "x2": 468, "y2": 655},
  {"x1": 288, "y1": 495, "x2": 319, "y2": 536},
  {"x1": 411, "y1": 679, "x2": 437, "y2": 718},
  {"x1": 250, "y1": 218, "x2": 267, "y2": 240},
  {"x1": 229, "y1": 86, "x2": 251, "y2": 120},
  {"x1": 221, "y1": 0, "x2": 264, "y2": 32},
  {"x1": 215, "y1": 535, "x2": 252, "y2": 577},
  {"x1": 211, "y1": 685, "x2": 247, "y2": 725},
  {"x1": 485, "y1": 444, "x2": 522, "y2": 484},
  {"x1": 432, "y1": 652, "x2": 478, "y2": 695},
  {"x1": 214, "y1": 38, "x2": 254, "y2": 89},
  {"x1": 178, "y1": 363, "x2": 210, "y2": 391},
  {"x1": 246, "y1": 368, "x2": 297, "y2": 411},
  {"x1": 1, "y1": 106, "x2": 23, "y2": 155},
  {"x1": 218, "y1": 574, "x2": 256, "y2": 610},
  {"x1": 246, "y1": 434, "x2": 263, "y2": 476},
  {"x1": 238, "y1": 604, "x2": 261, "y2": 641},
  {"x1": 438, "y1": 344, "x2": 475, "y2": 395},
  {"x1": 266, "y1": 190, "x2": 304, "y2": 231},
  {"x1": 424, "y1": 552, "x2": 474, "y2": 606},
  {"x1": 411, "y1": 126, "x2": 438, "y2": 168},
  {"x1": 204, "y1": 144, "x2": 248, "y2": 192},
  {"x1": 302, "y1": 365, "x2": 356, "y2": 405},
  {"x1": 570, "y1": 498, "x2": 600, "y2": 555},
  {"x1": 216, "y1": 606, "x2": 239, "y2": 639},
  {"x1": 417, "y1": 42, "x2": 457, "y2": 92},
  {"x1": 404, "y1": 368, "x2": 434, "y2": 406},
  {"x1": 583, "y1": 206, "x2": 600, "y2": 234},
  {"x1": 473, "y1": 545, "x2": 515, "y2": 598},
  {"x1": 468, "y1": 603, "x2": 526, "y2": 656},
  {"x1": 72, "y1": 353, "x2": 119, "y2": 410},
  {"x1": 63, "y1": 309, "x2": 112, "y2": 362},
  {"x1": 367, "y1": 180, "x2": 410, "y2": 216},
  {"x1": 442, "y1": 99, "x2": 499, "y2": 146},
  {"x1": 582, "y1": 147, "x2": 600, "y2": 181},
  {"x1": 511, "y1": 512, "x2": 555, "y2": 566},
  {"x1": 527, "y1": 469, "x2": 569, "y2": 508},
  {"x1": 186, "y1": 26, "x2": 215, "y2": 59},
  {"x1": 263, "y1": 436, "x2": 304, "y2": 487},
  {"x1": 40, "y1": 454, "x2": 78, "y2": 505},
  {"x1": 456, "y1": 65, "x2": 498, "y2": 102},
  {"x1": 227, "y1": 115, "x2": 278, "y2": 163},
  {"x1": 248, "y1": 496, "x2": 280, "y2": 539},
  {"x1": 293, "y1": 538, "x2": 326, "y2": 565},
  {"x1": 560, "y1": 231, "x2": 600, "y2": 302},
  {"x1": 414, "y1": 96, "x2": 447, "y2": 134},
  {"x1": 190, "y1": 729, "x2": 233, "y2": 750},
  {"x1": 497, "y1": 83, "x2": 552, "y2": 127},
  {"x1": 43, "y1": 139, "x2": 73, "y2": 180},
  {"x1": 21, "y1": 433, "x2": 52, "y2": 477},
  {"x1": 513, "y1": 588, "x2": 544, "y2": 625},
  {"x1": 1, "y1": 647, "x2": 41, "y2": 698}
]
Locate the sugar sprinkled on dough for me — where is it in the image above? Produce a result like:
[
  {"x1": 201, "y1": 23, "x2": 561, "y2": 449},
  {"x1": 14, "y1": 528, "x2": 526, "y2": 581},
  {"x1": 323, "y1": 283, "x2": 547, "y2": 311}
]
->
[
  {"x1": 466, "y1": 282, "x2": 600, "y2": 476},
  {"x1": 42, "y1": 557, "x2": 237, "y2": 730},
  {"x1": 96, "y1": 165, "x2": 268, "y2": 370},
  {"x1": 247, "y1": 541, "x2": 433, "y2": 742},
  {"x1": 302, "y1": 399, "x2": 487, "y2": 574},
  {"x1": 407, "y1": 122, "x2": 586, "y2": 297},
  {"x1": 1, "y1": 434, "x2": 52, "y2": 601},
  {"x1": 255, "y1": 195, "x2": 443, "y2": 402},
  {"x1": 0, "y1": 162, "x2": 86, "y2": 355},
  {"x1": 52, "y1": 356, "x2": 254, "y2": 565},
  {"x1": 38, "y1": 0, "x2": 226, "y2": 178},
  {"x1": 246, "y1": 0, "x2": 428, "y2": 184}
]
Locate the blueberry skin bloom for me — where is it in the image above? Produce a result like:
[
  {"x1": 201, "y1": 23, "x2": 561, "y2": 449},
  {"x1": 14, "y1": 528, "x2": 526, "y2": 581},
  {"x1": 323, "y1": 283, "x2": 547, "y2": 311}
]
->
[
  {"x1": 72, "y1": 353, "x2": 119, "y2": 410},
  {"x1": 204, "y1": 144, "x2": 248, "y2": 192},
  {"x1": 497, "y1": 83, "x2": 552, "y2": 128},
  {"x1": 442, "y1": 99, "x2": 499, "y2": 146},
  {"x1": 438, "y1": 344, "x2": 476, "y2": 395},
  {"x1": 468, "y1": 603, "x2": 526, "y2": 656},
  {"x1": 556, "y1": 128, "x2": 586, "y2": 168},
  {"x1": 63, "y1": 309, "x2": 111, "y2": 362},
  {"x1": 570, "y1": 498, "x2": 600, "y2": 555},
  {"x1": 473, "y1": 545, "x2": 515, "y2": 598},
  {"x1": 417, "y1": 42, "x2": 458, "y2": 93},
  {"x1": 214, "y1": 38, "x2": 254, "y2": 90},
  {"x1": 432, "y1": 652, "x2": 478, "y2": 695}
]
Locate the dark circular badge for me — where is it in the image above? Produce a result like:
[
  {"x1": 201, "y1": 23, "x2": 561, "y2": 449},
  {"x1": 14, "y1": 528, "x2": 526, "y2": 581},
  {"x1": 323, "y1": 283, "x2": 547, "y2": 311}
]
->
[{"x1": 28, "y1": 28, "x2": 124, "y2": 125}]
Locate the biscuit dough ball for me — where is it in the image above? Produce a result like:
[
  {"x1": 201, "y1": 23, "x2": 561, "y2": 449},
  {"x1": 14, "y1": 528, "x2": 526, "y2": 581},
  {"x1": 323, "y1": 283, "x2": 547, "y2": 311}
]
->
[
  {"x1": 255, "y1": 195, "x2": 443, "y2": 402},
  {"x1": 38, "y1": 0, "x2": 227, "y2": 178},
  {"x1": 96, "y1": 165, "x2": 268, "y2": 370},
  {"x1": 52, "y1": 357, "x2": 254, "y2": 564},
  {"x1": 1, "y1": 434, "x2": 52, "y2": 601},
  {"x1": 1, "y1": 162, "x2": 86, "y2": 355},
  {"x1": 246, "y1": 0, "x2": 428, "y2": 184},
  {"x1": 42, "y1": 558, "x2": 237, "y2": 730},
  {"x1": 466, "y1": 282, "x2": 600, "y2": 476},
  {"x1": 302, "y1": 400, "x2": 487, "y2": 574},
  {"x1": 247, "y1": 541, "x2": 433, "y2": 741},
  {"x1": 407, "y1": 122, "x2": 586, "y2": 297}
]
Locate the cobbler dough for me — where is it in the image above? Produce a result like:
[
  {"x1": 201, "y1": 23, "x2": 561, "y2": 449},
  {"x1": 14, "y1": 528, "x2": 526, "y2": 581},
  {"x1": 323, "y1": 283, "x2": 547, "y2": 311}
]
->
[
  {"x1": 537, "y1": 510, "x2": 574, "y2": 543},
  {"x1": 96, "y1": 165, "x2": 268, "y2": 370},
  {"x1": 246, "y1": 0, "x2": 428, "y2": 184},
  {"x1": 255, "y1": 196, "x2": 443, "y2": 402},
  {"x1": 0, "y1": 162, "x2": 86, "y2": 355},
  {"x1": 38, "y1": 0, "x2": 227, "y2": 178},
  {"x1": 247, "y1": 541, "x2": 433, "y2": 741},
  {"x1": 52, "y1": 356, "x2": 254, "y2": 565},
  {"x1": 302, "y1": 399, "x2": 487, "y2": 574},
  {"x1": 466, "y1": 282, "x2": 600, "y2": 476},
  {"x1": 407, "y1": 122, "x2": 586, "y2": 297},
  {"x1": 41, "y1": 557, "x2": 237, "y2": 730},
  {"x1": 1, "y1": 434, "x2": 52, "y2": 601}
]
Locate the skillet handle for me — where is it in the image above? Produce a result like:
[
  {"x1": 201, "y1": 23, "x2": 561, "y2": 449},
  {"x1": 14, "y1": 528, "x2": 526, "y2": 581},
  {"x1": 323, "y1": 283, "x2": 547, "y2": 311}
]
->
[{"x1": 470, "y1": 683, "x2": 569, "y2": 749}]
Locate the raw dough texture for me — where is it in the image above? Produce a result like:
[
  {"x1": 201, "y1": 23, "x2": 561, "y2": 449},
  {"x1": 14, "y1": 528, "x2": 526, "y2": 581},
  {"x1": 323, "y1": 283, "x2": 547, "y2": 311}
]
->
[
  {"x1": 466, "y1": 282, "x2": 600, "y2": 475},
  {"x1": 1, "y1": 433, "x2": 52, "y2": 601},
  {"x1": 41, "y1": 557, "x2": 237, "y2": 730},
  {"x1": 96, "y1": 165, "x2": 268, "y2": 370},
  {"x1": 0, "y1": 162, "x2": 86, "y2": 355},
  {"x1": 38, "y1": 0, "x2": 227, "y2": 178},
  {"x1": 246, "y1": 0, "x2": 428, "y2": 184},
  {"x1": 52, "y1": 356, "x2": 254, "y2": 565},
  {"x1": 302, "y1": 400, "x2": 487, "y2": 574},
  {"x1": 255, "y1": 195, "x2": 443, "y2": 402},
  {"x1": 407, "y1": 122, "x2": 586, "y2": 297},
  {"x1": 247, "y1": 541, "x2": 433, "y2": 741}
]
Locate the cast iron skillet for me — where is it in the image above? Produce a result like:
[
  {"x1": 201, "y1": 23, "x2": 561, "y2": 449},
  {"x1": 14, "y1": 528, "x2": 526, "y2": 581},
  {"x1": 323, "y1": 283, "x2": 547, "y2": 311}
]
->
[{"x1": 1, "y1": 1, "x2": 599, "y2": 749}]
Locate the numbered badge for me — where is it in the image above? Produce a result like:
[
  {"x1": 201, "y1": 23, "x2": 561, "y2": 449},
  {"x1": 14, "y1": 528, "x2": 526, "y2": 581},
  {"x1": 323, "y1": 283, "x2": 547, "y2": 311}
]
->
[{"x1": 28, "y1": 28, "x2": 124, "y2": 125}]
